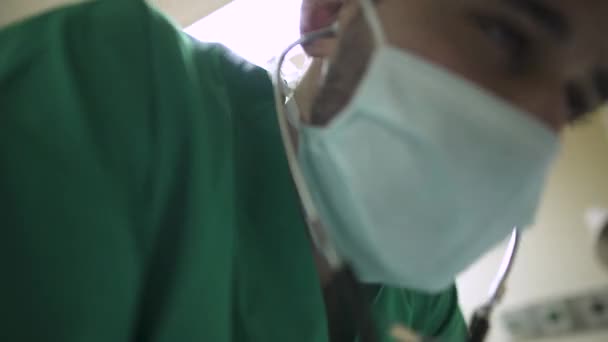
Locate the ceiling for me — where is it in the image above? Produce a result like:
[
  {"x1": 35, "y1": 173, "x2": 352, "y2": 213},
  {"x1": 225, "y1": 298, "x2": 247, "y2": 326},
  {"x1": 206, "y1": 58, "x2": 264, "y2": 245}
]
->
[
  {"x1": 154, "y1": 0, "x2": 232, "y2": 27},
  {"x1": 0, "y1": 0, "x2": 233, "y2": 28},
  {"x1": 0, "y1": 0, "x2": 310, "y2": 82}
]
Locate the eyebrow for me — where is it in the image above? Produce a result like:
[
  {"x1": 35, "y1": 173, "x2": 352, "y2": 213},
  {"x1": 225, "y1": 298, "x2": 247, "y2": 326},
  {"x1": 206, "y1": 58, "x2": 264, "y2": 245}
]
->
[{"x1": 503, "y1": 0, "x2": 570, "y2": 39}]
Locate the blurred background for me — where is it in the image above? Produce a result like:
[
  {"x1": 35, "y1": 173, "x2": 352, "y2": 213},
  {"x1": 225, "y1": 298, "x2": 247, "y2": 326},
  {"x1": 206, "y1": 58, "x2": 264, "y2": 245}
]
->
[
  {"x1": 457, "y1": 110, "x2": 608, "y2": 342},
  {"x1": 2, "y1": 1, "x2": 607, "y2": 341},
  {"x1": 184, "y1": 3, "x2": 608, "y2": 339}
]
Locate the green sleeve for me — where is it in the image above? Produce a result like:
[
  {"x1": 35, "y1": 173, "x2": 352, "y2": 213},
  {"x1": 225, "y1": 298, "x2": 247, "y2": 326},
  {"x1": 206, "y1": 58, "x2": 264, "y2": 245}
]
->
[
  {"x1": 374, "y1": 285, "x2": 468, "y2": 341},
  {"x1": 424, "y1": 286, "x2": 469, "y2": 340},
  {"x1": 0, "y1": 1, "x2": 229, "y2": 341}
]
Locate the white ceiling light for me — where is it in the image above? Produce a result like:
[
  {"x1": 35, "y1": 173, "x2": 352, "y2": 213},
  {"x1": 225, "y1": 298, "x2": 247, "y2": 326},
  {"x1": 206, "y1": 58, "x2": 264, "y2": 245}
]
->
[{"x1": 185, "y1": 0, "x2": 305, "y2": 68}]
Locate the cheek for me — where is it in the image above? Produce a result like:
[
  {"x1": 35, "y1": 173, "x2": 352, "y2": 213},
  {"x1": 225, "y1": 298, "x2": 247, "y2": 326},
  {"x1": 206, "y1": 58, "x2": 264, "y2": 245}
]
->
[
  {"x1": 502, "y1": 80, "x2": 567, "y2": 131},
  {"x1": 377, "y1": 2, "x2": 497, "y2": 89},
  {"x1": 405, "y1": 38, "x2": 565, "y2": 131}
]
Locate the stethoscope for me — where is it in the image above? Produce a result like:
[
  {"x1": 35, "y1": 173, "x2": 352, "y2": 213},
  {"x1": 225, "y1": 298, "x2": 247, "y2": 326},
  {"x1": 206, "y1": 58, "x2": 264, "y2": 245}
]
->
[
  {"x1": 388, "y1": 229, "x2": 521, "y2": 342},
  {"x1": 272, "y1": 23, "x2": 522, "y2": 342},
  {"x1": 468, "y1": 228, "x2": 521, "y2": 342}
]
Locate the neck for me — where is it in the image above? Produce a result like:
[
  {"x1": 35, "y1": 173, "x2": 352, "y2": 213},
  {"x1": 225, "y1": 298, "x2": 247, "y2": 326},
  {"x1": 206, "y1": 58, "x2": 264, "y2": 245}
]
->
[
  {"x1": 0, "y1": 0, "x2": 80, "y2": 29},
  {"x1": 294, "y1": 58, "x2": 325, "y2": 124}
]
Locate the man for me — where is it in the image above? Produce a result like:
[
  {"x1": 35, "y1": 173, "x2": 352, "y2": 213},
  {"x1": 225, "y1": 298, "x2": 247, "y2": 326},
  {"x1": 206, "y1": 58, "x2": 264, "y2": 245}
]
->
[{"x1": 0, "y1": 0, "x2": 605, "y2": 341}]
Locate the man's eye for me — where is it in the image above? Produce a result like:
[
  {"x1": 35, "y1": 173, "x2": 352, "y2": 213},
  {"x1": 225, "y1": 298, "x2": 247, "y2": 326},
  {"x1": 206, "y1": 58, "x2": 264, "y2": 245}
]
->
[{"x1": 473, "y1": 15, "x2": 531, "y2": 70}]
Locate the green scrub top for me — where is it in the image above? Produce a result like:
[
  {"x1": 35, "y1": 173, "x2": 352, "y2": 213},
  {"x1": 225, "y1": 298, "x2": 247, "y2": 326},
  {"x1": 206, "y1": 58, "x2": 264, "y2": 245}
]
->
[{"x1": 0, "y1": 1, "x2": 468, "y2": 341}]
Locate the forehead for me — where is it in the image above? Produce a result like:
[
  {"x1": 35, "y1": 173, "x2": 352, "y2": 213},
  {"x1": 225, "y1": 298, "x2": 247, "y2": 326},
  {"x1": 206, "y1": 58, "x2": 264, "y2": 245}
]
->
[
  {"x1": 539, "y1": 0, "x2": 608, "y2": 36},
  {"x1": 377, "y1": 0, "x2": 608, "y2": 124},
  {"x1": 519, "y1": 0, "x2": 607, "y2": 71},
  {"x1": 485, "y1": 0, "x2": 608, "y2": 48},
  {"x1": 468, "y1": 0, "x2": 608, "y2": 18},
  {"x1": 423, "y1": 0, "x2": 608, "y2": 74}
]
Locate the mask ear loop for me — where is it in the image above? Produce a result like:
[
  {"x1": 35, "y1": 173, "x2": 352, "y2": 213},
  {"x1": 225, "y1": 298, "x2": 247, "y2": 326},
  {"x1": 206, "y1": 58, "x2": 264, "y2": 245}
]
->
[
  {"x1": 358, "y1": 0, "x2": 387, "y2": 47},
  {"x1": 273, "y1": 19, "x2": 380, "y2": 342},
  {"x1": 272, "y1": 23, "x2": 343, "y2": 270}
]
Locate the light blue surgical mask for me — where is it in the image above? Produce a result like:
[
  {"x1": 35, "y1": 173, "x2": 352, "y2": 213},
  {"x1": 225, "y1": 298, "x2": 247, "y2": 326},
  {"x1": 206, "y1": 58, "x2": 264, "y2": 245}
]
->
[{"x1": 274, "y1": 0, "x2": 559, "y2": 292}]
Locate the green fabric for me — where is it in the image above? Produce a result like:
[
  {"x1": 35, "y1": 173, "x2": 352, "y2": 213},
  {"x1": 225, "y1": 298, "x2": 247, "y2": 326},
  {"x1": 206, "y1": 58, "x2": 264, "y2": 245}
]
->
[{"x1": 0, "y1": 1, "x2": 467, "y2": 341}]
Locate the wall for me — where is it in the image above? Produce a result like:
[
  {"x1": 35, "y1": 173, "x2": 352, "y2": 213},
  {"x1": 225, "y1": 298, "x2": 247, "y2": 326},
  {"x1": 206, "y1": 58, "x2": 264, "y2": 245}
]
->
[
  {"x1": 457, "y1": 112, "x2": 608, "y2": 341},
  {"x1": 0, "y1": 0, "x2": 232, "y2": 28},
  {"x1": 155, "y1": 0, "x2": 230, "y2": 27}
]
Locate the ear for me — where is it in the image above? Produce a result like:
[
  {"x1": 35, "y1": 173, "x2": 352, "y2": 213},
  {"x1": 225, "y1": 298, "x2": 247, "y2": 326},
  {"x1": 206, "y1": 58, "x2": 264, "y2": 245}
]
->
[{"x1": 300, "y1": 0, "x2": 344, "y2": 57}]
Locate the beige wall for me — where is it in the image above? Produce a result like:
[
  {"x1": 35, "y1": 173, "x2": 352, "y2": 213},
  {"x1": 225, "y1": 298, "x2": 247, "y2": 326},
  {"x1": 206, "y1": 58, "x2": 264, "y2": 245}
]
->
[
  {"x1": 154, "y1": 0, "x2": 230, "y2": 27},
  {"x1": 458, "y1": 112, "x2": 608, "y2": 341},
  {"x1": 0, "y1": 0, "x2": 231, "y2": 28}
]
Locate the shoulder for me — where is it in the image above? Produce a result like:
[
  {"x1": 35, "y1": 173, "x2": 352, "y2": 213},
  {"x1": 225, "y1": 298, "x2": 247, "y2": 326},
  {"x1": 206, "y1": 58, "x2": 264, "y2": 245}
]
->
[
  {"x1": 0, "y1": 0, "x2": 185, "y2": 64},
  {"x1": 198, "y1": 43, "x2": 275, "y2": 114},
  {"x1": 0, "y1": 1, "x2": 158, "y2": 40},
  {"x1": 0, "y1": 0, "x2": 241, "y2": 199}
]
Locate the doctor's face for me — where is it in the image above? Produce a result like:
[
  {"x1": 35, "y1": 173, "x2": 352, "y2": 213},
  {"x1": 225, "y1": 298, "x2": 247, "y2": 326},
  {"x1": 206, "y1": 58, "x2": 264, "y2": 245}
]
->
[{"x1": 302, "y1": 0, "x2": 608, "y2": 130}]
